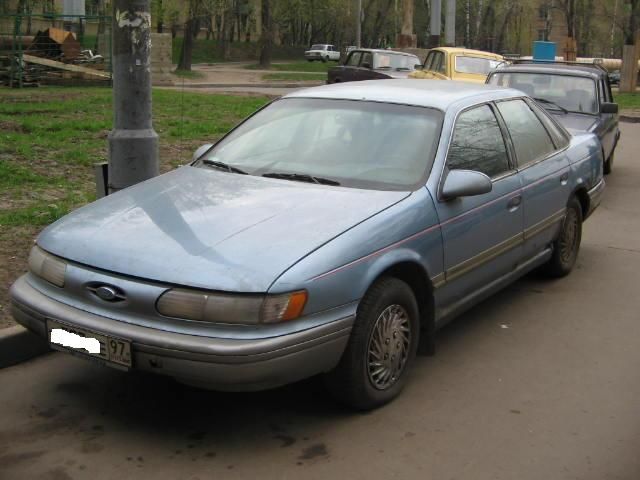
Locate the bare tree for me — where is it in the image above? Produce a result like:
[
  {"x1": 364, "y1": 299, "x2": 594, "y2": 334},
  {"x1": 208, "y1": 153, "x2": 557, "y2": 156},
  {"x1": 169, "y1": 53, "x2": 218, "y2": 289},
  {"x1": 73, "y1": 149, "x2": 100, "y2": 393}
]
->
[
  {"x1": 178, "y1": 0, "x2": 202, "y2": 71},
  {"x1": 259, "y1": 0, "x2": 273, "y2": 67}
]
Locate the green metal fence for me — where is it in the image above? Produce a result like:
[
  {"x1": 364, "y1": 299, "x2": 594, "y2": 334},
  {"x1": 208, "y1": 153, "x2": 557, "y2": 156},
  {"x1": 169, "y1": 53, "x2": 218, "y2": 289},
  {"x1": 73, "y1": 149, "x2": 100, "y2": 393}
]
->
[{"x1": 0, "y1": 13, "x2": 112, "y2": 88}]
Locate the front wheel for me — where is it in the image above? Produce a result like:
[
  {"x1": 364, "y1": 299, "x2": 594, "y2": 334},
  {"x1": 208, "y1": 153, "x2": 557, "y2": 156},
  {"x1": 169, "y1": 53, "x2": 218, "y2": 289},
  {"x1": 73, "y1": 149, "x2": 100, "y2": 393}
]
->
[
  {"x1": 542, "y1": 196, "x2": 583, "y2": 277},
  {"x1": 604, "y1": 150, "x2": 614, "y2": 175},
  {"x1": 324, "y1": 277, "x2": 420, "y2": 410}
]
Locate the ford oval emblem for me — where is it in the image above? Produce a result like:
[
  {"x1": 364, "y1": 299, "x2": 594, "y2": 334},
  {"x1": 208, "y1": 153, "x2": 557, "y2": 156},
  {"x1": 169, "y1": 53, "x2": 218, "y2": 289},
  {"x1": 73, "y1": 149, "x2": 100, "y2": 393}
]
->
[
  {"x1": 87, "y1": 283, "x2": 125, "y2": 302},
  {"x1": 96, "y1": 286, "x2": 118, "y2": 301}
]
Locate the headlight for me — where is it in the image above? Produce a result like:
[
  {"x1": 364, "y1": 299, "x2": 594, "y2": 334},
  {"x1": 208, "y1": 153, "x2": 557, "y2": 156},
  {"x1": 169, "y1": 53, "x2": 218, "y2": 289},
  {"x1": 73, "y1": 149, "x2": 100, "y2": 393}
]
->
[
  {"x1": 156, "y1": 289, "x2": 307, "y2": 325},
  {"x1": 28, "y1": 246, "x2": 67, "y2": 287}
]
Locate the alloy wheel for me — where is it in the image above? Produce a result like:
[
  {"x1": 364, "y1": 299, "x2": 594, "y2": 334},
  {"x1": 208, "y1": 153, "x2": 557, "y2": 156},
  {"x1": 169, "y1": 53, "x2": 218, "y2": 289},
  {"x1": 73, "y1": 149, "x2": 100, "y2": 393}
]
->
[
  {"x1": 559, "y1": 208, "x2": 579, "y2": 264},
  {"x1": 367, "y1": 304, "x2": 411, "y2": 390}
]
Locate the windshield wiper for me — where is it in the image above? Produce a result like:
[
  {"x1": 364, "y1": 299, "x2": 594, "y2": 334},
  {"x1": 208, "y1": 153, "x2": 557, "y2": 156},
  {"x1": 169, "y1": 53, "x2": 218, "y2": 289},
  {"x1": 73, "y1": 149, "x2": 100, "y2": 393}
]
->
[
  {"x1": 533, "y1": 97, "x2": 568, "y2": 114},
  {"x1": 201, "y1": 159, "x2": 248, "y2": 175},
  {"x1": 262, "y1": 172, "x2": 340, "y2": 186},
  {"x1": 395, "y1": 67, "x2": 412, "y2": 71}
]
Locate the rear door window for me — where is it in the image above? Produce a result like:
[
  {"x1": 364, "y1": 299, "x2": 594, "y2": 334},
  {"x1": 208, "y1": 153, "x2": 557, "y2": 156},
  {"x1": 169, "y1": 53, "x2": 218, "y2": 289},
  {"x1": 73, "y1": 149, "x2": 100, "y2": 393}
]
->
[
  {"x1": 496, "y1": 99, "x2": 557, "y2": 167},
  {"x1": 526, "y1": 99, "x2": 570, "y2": 149}
]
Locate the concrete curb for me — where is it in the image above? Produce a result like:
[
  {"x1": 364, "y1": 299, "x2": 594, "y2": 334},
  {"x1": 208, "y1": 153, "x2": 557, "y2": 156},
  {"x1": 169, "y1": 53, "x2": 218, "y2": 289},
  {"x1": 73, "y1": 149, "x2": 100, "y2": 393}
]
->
[
  {"x1": 0, "y1": 325, "x2": 51, "y2": 369},
  {"x1": 620, "y1": 114, "x2": 640, "y2": 124}
]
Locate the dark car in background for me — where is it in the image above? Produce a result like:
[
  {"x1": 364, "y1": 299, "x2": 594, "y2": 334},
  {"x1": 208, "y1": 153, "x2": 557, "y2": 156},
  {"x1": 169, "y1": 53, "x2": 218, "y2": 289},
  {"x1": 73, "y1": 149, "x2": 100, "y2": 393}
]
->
[
  {"x1": 608, "y1": 70, "x2": 620, "y2": 86},
  {"x1": 487, "y1": 61, "x2": 620, "y2": 174},
  {"x1": 327, "y1": 49, "x2": 421, "y2": 84}
]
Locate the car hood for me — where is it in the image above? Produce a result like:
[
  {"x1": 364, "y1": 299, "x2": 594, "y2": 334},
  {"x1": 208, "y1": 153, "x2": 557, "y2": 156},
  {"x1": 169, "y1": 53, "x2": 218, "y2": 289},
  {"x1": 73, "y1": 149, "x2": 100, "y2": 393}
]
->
[
  {"x1": 551, "y1": 112, "x2": 599, "y2": 133},
  {"x1": 378, "y1": 69, "x2": 414, "y2": 79},
  {"x1": 38, "y1": 167, "x2": 409, "y2": 292}
]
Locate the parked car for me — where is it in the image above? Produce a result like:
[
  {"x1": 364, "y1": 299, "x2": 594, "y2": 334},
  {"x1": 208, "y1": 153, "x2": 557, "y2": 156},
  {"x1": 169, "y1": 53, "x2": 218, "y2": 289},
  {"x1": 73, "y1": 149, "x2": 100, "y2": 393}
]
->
[
  {"x1": 487, "y1": 61, "x2": 620, "y2": 174},
  {"x1": 305, "y1": 44, "x2": 341, "y2": 62},
  {"x1": 327, "y1": 49, "x2": 421, "y2": 83},
  {"x1": 409, "y1": 47, "x2": 504, "y2": 83},
  {"x1": 11, "y1": 80, "x2": 604, "y2": 410},
  {"x1": 608, "y1": 70, "x2": 620, "y2": 86}
]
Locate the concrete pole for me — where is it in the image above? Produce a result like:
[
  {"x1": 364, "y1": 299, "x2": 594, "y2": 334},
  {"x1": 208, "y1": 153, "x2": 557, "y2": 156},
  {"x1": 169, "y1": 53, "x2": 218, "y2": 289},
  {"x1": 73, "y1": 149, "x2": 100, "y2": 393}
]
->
[
  {"x1": 430, "y1": 0, "x2": 441, "y2": 48},
  {"x1": 108, "y1": 0, "x2": 159, "y2": 194},
  {"x1": 356, "y1": 0, "x2": 362, "y2": 47},
  {"x1": 445, "y1": 0, "x2": 455, "y2": 47}
]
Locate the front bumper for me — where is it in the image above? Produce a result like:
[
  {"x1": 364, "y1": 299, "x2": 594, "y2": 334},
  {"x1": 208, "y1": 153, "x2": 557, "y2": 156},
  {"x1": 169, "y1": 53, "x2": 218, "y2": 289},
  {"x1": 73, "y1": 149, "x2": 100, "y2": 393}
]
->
[
  {"x1": 10, "y1": 275, "x2": 353, "y2": 391},
  {"x1": 586, "y1": 178, "x2": 605, "y2": 219}
]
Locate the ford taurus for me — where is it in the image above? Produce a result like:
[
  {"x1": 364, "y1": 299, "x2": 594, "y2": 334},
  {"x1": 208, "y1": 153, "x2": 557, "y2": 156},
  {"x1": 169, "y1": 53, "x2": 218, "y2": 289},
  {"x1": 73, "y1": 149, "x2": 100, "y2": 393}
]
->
[{"x1": 10, "y1": 80, "x2": 605, "y2": 409}]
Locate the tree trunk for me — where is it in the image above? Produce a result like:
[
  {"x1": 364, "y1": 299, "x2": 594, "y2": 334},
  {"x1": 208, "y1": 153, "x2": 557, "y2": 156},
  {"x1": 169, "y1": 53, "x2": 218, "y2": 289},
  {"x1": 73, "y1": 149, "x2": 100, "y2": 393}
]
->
[
  {"x1": 624, "y1": 0, "x2": 639, "y2": 45},
  {"x1": 218, "y1": 9, "x2": 232, "y2": 60},
  {"x1": 157, "y1": 0, "x2": 164, "y2": 33},
  {"x1": 95, "y1": 0, "x2": 107, "y2": 52},
  {"x1": 259, "y1": 0, "x2": 273, "y2": 68},
  {"x1": 178, "y1": 17, "x2": 195, "y2": 71}
]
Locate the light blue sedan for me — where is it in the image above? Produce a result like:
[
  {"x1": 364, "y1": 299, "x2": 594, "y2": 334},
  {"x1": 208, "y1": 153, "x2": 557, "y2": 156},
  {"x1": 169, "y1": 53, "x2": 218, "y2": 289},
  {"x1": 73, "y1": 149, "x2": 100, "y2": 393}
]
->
[{"x1": 10, "y1": 80, "x2": 605, "y2": 410}]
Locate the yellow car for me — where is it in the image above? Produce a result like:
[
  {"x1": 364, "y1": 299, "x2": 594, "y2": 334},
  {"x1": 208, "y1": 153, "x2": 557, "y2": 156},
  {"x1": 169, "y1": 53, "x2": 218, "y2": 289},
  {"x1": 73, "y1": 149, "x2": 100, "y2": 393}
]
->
[{"x1": 409, "y1": 47, "x2": 504, "y2": 84}]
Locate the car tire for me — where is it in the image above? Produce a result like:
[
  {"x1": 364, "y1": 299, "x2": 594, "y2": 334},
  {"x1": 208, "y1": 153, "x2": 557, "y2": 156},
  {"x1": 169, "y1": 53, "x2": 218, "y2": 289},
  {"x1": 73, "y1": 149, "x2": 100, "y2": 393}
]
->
[
  {"x1": 307, "y1": 59, "x2": 313, "y2": 62},
  {"x1": 542, "y1": 196, "x2": 583, "y2": 278},
  {"x1": 604, "y1": 150, "x2": 614, "y2": 175},
  {"x1": 323, "y1": 56, "x2": 328, "y2": 63},
  {"x1": 324, "y1": 277, "x2": 420, "y2": 410}
]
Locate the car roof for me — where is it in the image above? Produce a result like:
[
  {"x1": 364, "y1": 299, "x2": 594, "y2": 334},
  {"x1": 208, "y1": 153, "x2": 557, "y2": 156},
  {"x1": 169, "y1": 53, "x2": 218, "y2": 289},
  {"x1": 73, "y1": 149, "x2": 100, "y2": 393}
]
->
[
  {"x1": 284, "y1": 79, "x2": 521, "y2": 111},
  {"x1": 351, "y1": 48, "x2": 419, "y2": 58},
  {"x1": 492, "y1": 62, "x2": 604, "y2": 79},
  {"x1": 433, "y1": 47, "x2": 504, "y2": 59}
]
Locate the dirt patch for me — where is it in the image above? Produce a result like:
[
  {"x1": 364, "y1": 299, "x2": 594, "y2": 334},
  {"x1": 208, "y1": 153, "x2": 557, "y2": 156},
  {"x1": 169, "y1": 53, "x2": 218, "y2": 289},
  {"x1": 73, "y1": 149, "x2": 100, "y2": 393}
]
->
[
  {"x1": 0, "y1": 187, "x2": 71, "y2": 212},
  {"x1": 0, "y1": 225, "x2": 39, "y2": 329},
  {"x1": 0, "y1": 120, "x2": 28, "y2": 133}
]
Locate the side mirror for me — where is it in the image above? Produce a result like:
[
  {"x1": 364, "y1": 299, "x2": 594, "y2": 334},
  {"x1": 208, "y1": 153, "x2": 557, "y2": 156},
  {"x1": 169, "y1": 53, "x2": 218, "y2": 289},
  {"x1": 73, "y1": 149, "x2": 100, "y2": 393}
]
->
[
  {"x1": 601, "y1": 102, "x2": 618, "y2": 114},
  {"x1": 441, "y1": 169, "x2": 492, "y2": 200},
  {"x1": 361, "y1": 62, "x2": 371, "y2": 69},
  {"x1": 192, "y1": 143, "x2": 213, "y2": 162}
]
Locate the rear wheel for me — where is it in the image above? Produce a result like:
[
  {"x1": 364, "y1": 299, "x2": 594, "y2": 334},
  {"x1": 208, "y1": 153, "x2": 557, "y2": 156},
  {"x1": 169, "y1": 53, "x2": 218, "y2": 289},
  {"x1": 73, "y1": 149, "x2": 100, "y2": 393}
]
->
[
  {"x1": 323, "y1": 55, "x2": 329, "y2": 62},
  {"x1": 325, "y1": 277, "x2": 420, "y2": 410},
  {"x1": 542, "y1": 196, "x2": 583, "y2": 277}
]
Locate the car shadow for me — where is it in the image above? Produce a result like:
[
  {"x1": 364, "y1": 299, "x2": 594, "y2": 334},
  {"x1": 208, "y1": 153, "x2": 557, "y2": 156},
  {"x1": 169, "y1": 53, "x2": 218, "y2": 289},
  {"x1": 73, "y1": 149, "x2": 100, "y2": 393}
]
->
[{"x1": 35, "y1": 270, "x2": 557, "y2": 461}]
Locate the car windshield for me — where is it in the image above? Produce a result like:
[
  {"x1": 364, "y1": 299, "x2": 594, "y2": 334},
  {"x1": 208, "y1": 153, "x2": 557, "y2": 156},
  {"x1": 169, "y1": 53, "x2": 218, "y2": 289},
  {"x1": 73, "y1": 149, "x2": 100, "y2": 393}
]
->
[
  {"x1": 374, "y1": 53, "x2": 420, "y2": 70},
  {"x1": 195, "y1": 98, "x2": 443, "y2": 191},
  {"x1": 455, "y1": 56, "x2": 502, "y2": 75},
  {"x1": 488, "y1": 72, "x2": 598, "y2": 114},
  {"x1": 311, "y1": 44, "x2": 326, "y2": 50}
]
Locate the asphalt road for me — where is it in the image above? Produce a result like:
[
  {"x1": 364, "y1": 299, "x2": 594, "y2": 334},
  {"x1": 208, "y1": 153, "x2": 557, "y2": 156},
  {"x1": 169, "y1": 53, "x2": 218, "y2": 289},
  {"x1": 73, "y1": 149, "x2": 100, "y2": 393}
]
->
[{"x1": 1, "y1": 124, "x2": 640, "y2": 480}]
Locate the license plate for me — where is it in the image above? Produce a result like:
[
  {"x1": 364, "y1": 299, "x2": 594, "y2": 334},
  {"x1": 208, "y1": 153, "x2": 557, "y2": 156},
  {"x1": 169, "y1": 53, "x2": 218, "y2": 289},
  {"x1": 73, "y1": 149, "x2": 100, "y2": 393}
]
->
[{"x1": 47, "y1": 319, "x2": 132, "y2": 369}]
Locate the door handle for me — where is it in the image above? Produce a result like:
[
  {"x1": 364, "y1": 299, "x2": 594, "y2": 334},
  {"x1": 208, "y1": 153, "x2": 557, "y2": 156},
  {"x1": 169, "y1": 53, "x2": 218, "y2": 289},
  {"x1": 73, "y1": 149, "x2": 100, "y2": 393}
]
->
[
  {"x1": 507, "y1": 195, "x2": 522, "y2": 210},
  {"x1": 560, "y1": 172, "x2": 569, "y2": 184}
]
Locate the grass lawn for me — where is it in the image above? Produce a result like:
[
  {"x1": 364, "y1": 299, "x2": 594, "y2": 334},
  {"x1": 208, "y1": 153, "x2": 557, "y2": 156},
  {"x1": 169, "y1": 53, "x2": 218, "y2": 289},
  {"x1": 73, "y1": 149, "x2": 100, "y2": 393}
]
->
[
  {"x1": 171, "y1": 39, "x2": 306, "y2": 64},
  {"x1": 246, "y1": 61, "x2": 332, "y2": 73},
  {"x1": 0, "y1": 87, "x2": 269, "y2": 328},
  {"x1": 262, "y1": 72, "x2": 327, "y2": 82},
  {"x1": 614, "y1": 92, "x2": 640, "y2": 110}
]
